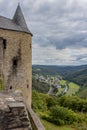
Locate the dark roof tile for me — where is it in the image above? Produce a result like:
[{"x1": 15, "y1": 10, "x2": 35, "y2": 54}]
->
[{"x1": 0, "y1": 5, "x2": 32, "y2": 36}]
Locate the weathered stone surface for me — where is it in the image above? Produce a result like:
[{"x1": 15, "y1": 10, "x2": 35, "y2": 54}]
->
[
  {"x1": 0, "y1": 91, "x2": 32, "y2": 130},
  {"x1": 0, "y1": 28, "x2": 32, "y2": 106},
  {"x1": 0, "y1": 5, "x2": 32, "y2": 107}
]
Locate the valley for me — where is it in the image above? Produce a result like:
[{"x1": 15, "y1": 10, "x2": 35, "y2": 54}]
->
[
  {"x1": 32, "y1": 65, "x2": 87, "y2": 130},
  {"x1": 33, "y1": 66, "x2": 81, "y2": 96}
]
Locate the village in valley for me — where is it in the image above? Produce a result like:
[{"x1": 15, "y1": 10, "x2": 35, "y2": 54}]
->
[{"x1": 33, "y1": 71, "x2": 80, "y2": 97}]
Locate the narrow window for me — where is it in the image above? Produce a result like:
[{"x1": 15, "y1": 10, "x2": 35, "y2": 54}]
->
[
  {"x1": 3, "y1": 39, "x2": 6, "y2": 49},
  {"x1": 12, "y1": 57, "x2": 18, "y2": 73},
  {"x1": 30, "y1": 43, "x2": 31, "y2": 49},
  {"x1": 10, "y1": 86, "x2": 12, "y2": 90},
  {"x1": 27, "y1": 84, "x2": 29, "y2": 88},
  {"x1": 13, "y1": 59, "x2": 18, "y2": 66}
]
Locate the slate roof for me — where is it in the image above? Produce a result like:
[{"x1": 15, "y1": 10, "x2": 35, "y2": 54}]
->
[{"x1": 0, "y1": 5, "x2": 32, "y2": 36}]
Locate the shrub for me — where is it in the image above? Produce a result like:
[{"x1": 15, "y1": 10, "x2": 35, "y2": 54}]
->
[
  {"x1": 32, "y1": 90, "x2": 47, "y2": 112},
  {"x1": 46, "y1": 96, "x2": 58, "y2": 109},
  {"x1": 0, "y1": 79, "x2": 3, "y2": 91},
  {"x1": 32, "y1": 90, "x2": 58, "y2": 112},
  {"x1": 48, "y1": 105, "x2": 81, "y2": 125},
  {"x1": 59, "y1": 96, "x2": 87, "y2": 112}
]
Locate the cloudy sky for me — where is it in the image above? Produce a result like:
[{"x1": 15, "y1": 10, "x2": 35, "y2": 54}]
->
[{"x1": 0, "y1": 0, "x2": 87, "y2": 65}]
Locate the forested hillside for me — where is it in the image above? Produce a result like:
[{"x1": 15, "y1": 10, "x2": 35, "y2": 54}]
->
[
  {"x1": 32, "y1": 90, "x2": 87, "y2": 130},
  {"x1": 65, "y1": 69, "x2": 87, "y2": 87},
  {"x1": 33, "y1": 65, "x2": 87, "y2": 87},
  {"x1": 32, "y1": 65, "x2": 87, "y2": 129},
  {"x1": 32, "y1": 76, "x2": 50, "y2": 93}
]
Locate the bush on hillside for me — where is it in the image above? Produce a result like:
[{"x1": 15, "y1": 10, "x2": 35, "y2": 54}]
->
[
  {"x1": 32, "y1": 90, "x2": 58, "y2": 112},
  {"x1": 32, "y1": 90, "x2": 47, "y2": 112},
  {"x1": 58, "y1": 96, "x2": 87, "y2": 112},
  {"x1": 46, "y1": 96, "x2": 58, "y2": 109},
  {"x1": 42, "y1": 105, "x2": 82, "y2": 125}
]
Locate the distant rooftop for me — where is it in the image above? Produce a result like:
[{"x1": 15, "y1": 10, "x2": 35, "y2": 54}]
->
[{"x1": 0, "y1": 5, "x2": 32, "y2": 36}]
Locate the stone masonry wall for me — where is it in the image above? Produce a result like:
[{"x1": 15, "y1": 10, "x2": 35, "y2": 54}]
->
[
  {"x1": 0, "y1": 39, "x2": 3, "y2": 77},
  {"x1": 0, "y1": 91, "x2": 32, "y2": 130},
  {"x1": 0, "y1": 29, "x2": 32, "y2": 106}
]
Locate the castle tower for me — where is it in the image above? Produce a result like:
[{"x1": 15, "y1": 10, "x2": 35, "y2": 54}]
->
[{"x1": 0, "y1": 5, "x2": 32, "y2": 106}]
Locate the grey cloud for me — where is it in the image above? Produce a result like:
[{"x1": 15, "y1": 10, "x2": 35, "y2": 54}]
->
[
  {"x1": 24, "y1": 0, "x2": 87, "y2": 50},
  {"x1": 34, "y1": 31, "x2": 87, "y2": 49},
  {"x1": 0, "y1": 0, "x2": 87, "y2": 65},
  {"x1": 76, "y1": 54, "x2": 87, "y2": 61},
  {"x1": 0, "y1": 0, "x2": 18, "y2": 17}
]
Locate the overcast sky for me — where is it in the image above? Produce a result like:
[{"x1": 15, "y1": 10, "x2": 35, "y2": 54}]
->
[{"x1": 0, "y1": 0, "x2": 87, "y2": 65}]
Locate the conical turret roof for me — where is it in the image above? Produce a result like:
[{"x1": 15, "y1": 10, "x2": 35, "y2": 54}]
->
[
  {"x1": 13, "y1": 4, "x2": 30, "y2": 33},
  {"x1": 0, "y1": 5, "x2": 32, "y2": 35}
]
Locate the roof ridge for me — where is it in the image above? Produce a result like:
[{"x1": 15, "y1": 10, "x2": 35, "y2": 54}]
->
[
  {"x1": 0, "y1": 16, "x2": 12, "y2": 20},
  {"x1": 0, "y1": 5, "x2": 33, "y2": 36}
]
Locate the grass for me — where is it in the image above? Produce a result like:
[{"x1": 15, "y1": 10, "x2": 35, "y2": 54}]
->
[
  {"x1": 60, "y1": 80, "x2": 66, "y2": 85},
  {"x1": 57, "y1": 80, "x2": 80, "y2": 96},
  {"x1": 0, "y1": 79, "x2": 3, "y2": 91},
  {"x1": 0, "y1": 84, "x2": 2, "y2": 90},
  {"x1": 77, "y1": 87, "x2": 87, "y2": 98},
  {"x1": 58, "y1": 88, "x2": 64, "y2": 93},
  {"x1": 66, "y1": 82, "x2": 80, "y2": 96},
  {"x1": 56, "y1": 88, "x2": 64, "y2": 96},
  {"x1": 56, "y1": 80, "x2": 66, "y2": 96},
  {"x1": 41, "y1": 119, "x2": 78, "y2": 130}
]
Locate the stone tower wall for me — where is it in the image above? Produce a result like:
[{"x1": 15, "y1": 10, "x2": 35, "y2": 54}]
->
[{"x1": 0, "y1": 29, "x2": 32, "y2": 106}]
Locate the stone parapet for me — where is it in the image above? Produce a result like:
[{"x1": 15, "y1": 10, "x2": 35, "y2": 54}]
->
[
  {"x1": 26, "y1": 104, "x2": 45, "y2": 130},
  {"x1": 0, "y1": 91, "x2": 32, "y2": 130}
]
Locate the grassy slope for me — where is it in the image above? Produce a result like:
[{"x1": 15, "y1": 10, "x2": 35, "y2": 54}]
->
[
  {"x1": 58, "y1": 80, "x2": 80, "y2": 96},
  {"x1": 60, "y1": 80, "x2": 66, "y2": 85},
  {"x1": 77, "y1": 87, "x2": 87, "y2": 98},
  {"x1": 0, "y1": 80, "x2": 3, "y2": 91},
  {"x1": 0, "y1": 84, "x2": 2, "y2": 90},
  {"x1": 32, "y1": 91, "x2": 87, "y2": 130},
  {"x1": 66, "y1": 82, "x2": 80, "y2": 96},
  {"x1": 41, "y1": 119, "x2": 78, "y2": 130}
]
